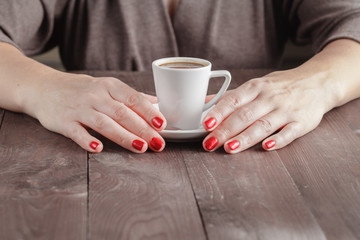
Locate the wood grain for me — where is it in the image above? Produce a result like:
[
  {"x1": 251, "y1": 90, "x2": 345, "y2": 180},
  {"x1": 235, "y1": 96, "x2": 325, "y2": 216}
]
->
[
  {"x1": 0, "y1": 112, "x2": 87, "y2": 240},
  {"x1": 178, "y1": 69, "x2": 327, "y2": 239},
  {"x1": 88, "y1": 139, "x2": 206, "y2": 240},
  {"x1": 277, "y1": 110, "x2": 360, "y2": 240},
  {"x1": 180, "y1": 142, "x2": 326, "y2": 240},
  {"x1": 335, "y1": 98, "x2": 360, "y2": 138},
  {"x1": 87, "y1": 72, "x2": 206, "y2": 239},
  {"x1": 178, "y1": 69, "x2": 360, "y2": 239},
  {"x1": 1, "y1": 70, "x2": 358, "y2": 239}
]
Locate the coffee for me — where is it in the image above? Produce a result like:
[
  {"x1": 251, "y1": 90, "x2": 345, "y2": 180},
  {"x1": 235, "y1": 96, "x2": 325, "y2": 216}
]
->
[{"x1": 160, "y1": 61, "x2": 205, "y2": 69}]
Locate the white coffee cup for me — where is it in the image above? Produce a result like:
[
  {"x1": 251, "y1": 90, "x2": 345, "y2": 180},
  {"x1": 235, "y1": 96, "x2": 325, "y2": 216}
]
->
[{"x1": 152, "y1": 57, "x2": 231, "y2": 130}]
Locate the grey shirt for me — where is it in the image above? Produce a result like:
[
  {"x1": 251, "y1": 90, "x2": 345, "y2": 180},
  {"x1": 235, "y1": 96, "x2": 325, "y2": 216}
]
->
[{"x1": 1, "y1": 0, "x2": 360, "y2": 71}]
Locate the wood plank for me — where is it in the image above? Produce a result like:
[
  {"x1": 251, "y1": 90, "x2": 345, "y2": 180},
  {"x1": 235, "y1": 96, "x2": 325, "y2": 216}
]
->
[
  {"x1": 88, "y1": 72, "x2": 206, "y2": 239},
  {"x1": 179, "y1": 70, "x2": 360, "y2": 239},
  {"x1": 334, "y1": 98, "x2": 360, "y2": 137},
  {"x1": 181, "y1": 143, "x2": 326, "y2": 240},
  {"x1": 228, "y1": 69, "x2": 360, "y2": 237},
  {"x1": 88, "y1": 139, "x2": 206, "y2": 239},
  {"x1": 0, "y1": 111, "x2": 87, "y2": 240},
  {"x1": 179, "y1": 70, "x2": 326, "y2": 239},
  {"x1": 277, "y1": 110, "x2": 360, "y2": 239},
  {"x1": 83, "y1": 69, "x2": 360, "y2": 239}
]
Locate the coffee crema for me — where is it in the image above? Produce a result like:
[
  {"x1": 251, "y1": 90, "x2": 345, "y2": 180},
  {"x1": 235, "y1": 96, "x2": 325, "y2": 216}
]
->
[{"x1": 159, "y1": 61, "x2": 205, "y2": 69}]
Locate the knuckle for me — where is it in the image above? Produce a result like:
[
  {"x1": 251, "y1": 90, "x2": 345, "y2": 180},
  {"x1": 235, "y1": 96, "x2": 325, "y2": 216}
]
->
[
  {"x1": 127, "y1": 103, "x2": 154, "y2": 122},
  {"x1": 224, "y1": 95, "x2": 242, "y2": 109},
  {"x1": 279, "y1": 123, "x2": 301, "y2": 144},
  {"x1": 248, "y1": 77, "x2": 273, "y2": 93},
  {"x1": 143, "y1": 105, "x2": 157, "y2": 119},
  {"x1": 127, "y1": 93, "x2": 142, "y2": 107},
  {"x1": 215, "y1": 127, "x2": 232, "y2": 141},
  {"x1": 275, "y1": 134, "x2": 287, "y2": 147},
  {"x1": 208, "y1": 108, "x2": 223, "y2": 121},
  {"x1": 117, "y1": 137, "x2": 127, "y2": 147},
  {"x1": 99, "y1": 77, "x2": 116, "y2": 88},
  {"x1": 137, "y1": 126, "x2": 149, "y2": 138},
  {"x1": 93, "y1": 115, "x2": 107, "y2": 129},
  {"x1": 113, "y1": 103, "x2": 128, "y2": 119},
  {"x1": 112, "y1": 135, "x2": 127, "y2": 148},
  {"x1": 247, "y1": 78, "x2": 263, "y2": 89},
  {"x1": 236, "y1": 107, "x2": 254, "y2": 123},
  {"x1": 257, "y1": 119, "x2": 273, "y2": 133},
  {"x1": 66, "y1": 126, "x2": 81, "y2": 142},
  {"x1": 241, "y1": 134, "x2": 253, "y2": 146}
]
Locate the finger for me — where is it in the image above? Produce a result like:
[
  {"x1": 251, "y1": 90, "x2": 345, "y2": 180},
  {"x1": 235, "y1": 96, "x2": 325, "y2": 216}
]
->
[
  {"x1": 223, "y1": 111, "x2": 285, "y2": 154},
  {"x1": 93, "y1": 100, "x2": 165, "y2": 152},
  {"x1": 203, "y1": 99, "x2": 273, "y2": 152},
  {"x1": 142, "y1": 93, "x2": 158, "y2": 104},
  {"x1": 262, "y1": 122, "x2": 305, "y2": 151},
  {"x1": 203, "y1": 82, "x2": 261, "y2": 131},
  {"x1": 63, "y1": 123, "x2": 104, "y2": 153},
  {"x1": 107, "y1": 80, "x2": 167, "y2": 131},
  {"x1": 205, "y1": 90, "x2": 232, "y2": 103},
  {"x1": 81, "y1": 111, "x2": 156, "y2": 153}
]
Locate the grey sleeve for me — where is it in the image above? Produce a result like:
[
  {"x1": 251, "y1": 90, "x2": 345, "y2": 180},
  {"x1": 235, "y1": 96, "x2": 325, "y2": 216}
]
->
[
  {"x1": 287, "y1": 0, "x2": 360, "y2": 52},
  {"x1": 0, "y1": 1, "x2": 58, "y2": 56}
]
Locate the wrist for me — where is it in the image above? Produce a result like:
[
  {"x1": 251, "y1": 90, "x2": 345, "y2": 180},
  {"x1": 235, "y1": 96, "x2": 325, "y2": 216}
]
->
[
  {"x1": 304, "y1": 39, "x2": 360, "y2": 108},
  {"x1": 18, "y1": 66, "x2": 65, "y2": 118},
  {"x1": 300, "y1": 58, "x2": 342, "y2": 111}
]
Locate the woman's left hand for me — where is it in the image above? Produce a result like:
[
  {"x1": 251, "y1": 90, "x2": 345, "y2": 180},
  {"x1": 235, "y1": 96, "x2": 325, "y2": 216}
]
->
[{"x1": 201, "y1": 67, "x2": 339, "y2": 153}]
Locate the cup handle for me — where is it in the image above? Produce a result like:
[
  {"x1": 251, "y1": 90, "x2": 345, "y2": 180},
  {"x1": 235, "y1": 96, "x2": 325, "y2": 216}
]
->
[{"x1": 203, "y1": 70, "x2": 231, "y2": 111}]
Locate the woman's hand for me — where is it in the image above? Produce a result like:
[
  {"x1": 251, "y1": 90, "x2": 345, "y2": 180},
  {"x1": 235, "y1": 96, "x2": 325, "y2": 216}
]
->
[
  {"x1": 202, "y1": 39, "x2": 360, "y2": 153},
  {"x1": 0, "y1": 43, "x2": 167, "y2": 153},
  {"x1": 21, "y1": 72, "x2": 167, "y2": 153},
  {"x1": 202, "y1": 68, "x2": 336, "y2": 153}
]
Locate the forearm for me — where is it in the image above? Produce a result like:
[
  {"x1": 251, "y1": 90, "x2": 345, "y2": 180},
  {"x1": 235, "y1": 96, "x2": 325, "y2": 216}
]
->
[
  {"x1": 0, "y1": 42, "x2": 60, "y2": 113},
  {"x1": 298, "y1": 39, "x2": 360, "y2": 108}
]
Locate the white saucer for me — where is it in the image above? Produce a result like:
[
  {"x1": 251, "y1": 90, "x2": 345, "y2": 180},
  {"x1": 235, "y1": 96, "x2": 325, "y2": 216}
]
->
[{"x1": 153, "y1": 104, "x2": 210, "y2": 141}]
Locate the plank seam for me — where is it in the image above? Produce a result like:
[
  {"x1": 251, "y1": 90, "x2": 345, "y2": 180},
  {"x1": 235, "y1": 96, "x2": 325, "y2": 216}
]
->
[
  {"x1": 86, "y1": 152, "x2": 90, "y2": 240},
  {"x1": 0, "y1": 110, "x2": 5, "y2": 130},
  {"x1": 276, "y1": 151, "x2": 327, "y2": 237},
  {"x1": 182, "y1": 158, "x2": 209, "y2": 240}
]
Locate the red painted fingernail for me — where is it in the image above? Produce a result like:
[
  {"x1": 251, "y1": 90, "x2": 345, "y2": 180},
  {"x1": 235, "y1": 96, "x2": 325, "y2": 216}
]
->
[
  {"x1": 227, "y1": 140, "x2": 240, "y2": 150},
  {"x1": 152, "y1": 117, "x2": 164, "y2": 129},
  {"x1": 204, "y1": 118, "x2": 216, "y2": 129},
  {"x1": 150, "y1": 137, "x2": 163, "y2": 151},
  {"x1": 132, "y1": 140, "x2": 145, "y2": 151},
  {"x1": 204, "y1": 137, "x2": 218, "y2": 151},
  {"x1": 265, "y1": 140, "x2": 276, "y2": 149},
  {"x1": 90, "y1": 141, "x2": 99, "y2": 150}
]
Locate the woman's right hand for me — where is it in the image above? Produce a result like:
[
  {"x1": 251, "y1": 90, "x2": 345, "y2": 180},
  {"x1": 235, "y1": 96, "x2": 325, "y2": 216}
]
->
[{"x1": 20, "y1": 72, "x2": 167, "y2": 153}]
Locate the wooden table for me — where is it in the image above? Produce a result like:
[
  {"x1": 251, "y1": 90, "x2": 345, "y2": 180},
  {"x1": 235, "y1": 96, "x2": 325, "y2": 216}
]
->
[{"x1": 1, "y1": 70, "x2": 360, "y2": 240}]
